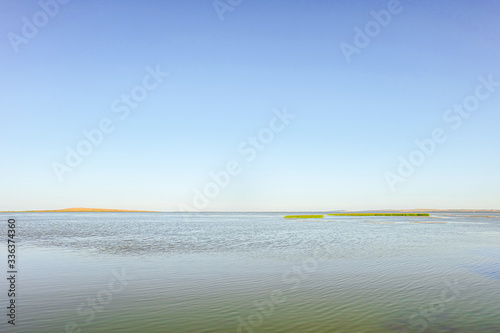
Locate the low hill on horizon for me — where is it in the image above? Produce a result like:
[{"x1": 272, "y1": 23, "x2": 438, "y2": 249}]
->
[{"x1": 1, "y1": 207, "x2": 159, "y2": 213}]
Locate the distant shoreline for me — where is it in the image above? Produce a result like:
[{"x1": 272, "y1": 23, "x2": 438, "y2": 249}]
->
[
  {"x1": 0, "y1": 208, "x2": 159, "y2": 213},
  {"x1": 1, "y1": 208, "x2": 499, "y2": 213}
]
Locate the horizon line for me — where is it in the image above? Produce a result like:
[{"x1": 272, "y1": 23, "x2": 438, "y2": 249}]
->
[{"x1": 1, "y1": 207, "x2": 500, "y2": 213}]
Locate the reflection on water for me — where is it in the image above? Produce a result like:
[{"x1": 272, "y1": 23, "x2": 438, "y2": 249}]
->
[{"x1": 0, "y1": 212, "x2": 499, "y2": 332}]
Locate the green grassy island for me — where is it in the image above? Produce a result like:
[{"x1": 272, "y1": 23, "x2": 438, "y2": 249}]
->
[
  {"x1": 327, "y1": 213, "x2": 429, "y2": 216},
  {"x1": 284, "y1": 215, "x2": 324, "y2": 219}
]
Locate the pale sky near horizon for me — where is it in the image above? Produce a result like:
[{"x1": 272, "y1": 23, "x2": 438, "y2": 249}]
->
[{"x1": 1, "y1": 0, "x2": 499, "y2": 211}]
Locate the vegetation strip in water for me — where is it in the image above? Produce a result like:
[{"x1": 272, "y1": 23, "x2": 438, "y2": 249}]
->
[
  {"x1": 327, "y1": 213, "x2": 430, "y2": 216},
  {"x1": 284, "y1": 215, "x2": 324, "y2": 219}
]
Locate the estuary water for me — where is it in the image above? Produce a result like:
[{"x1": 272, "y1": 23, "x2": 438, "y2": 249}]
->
[{"x1": 0, "y1": 212, "x2": 499, "y2": 332}]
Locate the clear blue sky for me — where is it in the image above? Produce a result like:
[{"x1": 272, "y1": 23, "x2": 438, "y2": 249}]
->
[{"x1": 1, "y1": 0, "x2": 499, "y2": 211}]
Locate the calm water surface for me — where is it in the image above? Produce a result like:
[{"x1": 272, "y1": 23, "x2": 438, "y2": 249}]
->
[{"x1": 0, "y1": 212, "x2": 499, "y2": 332}]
